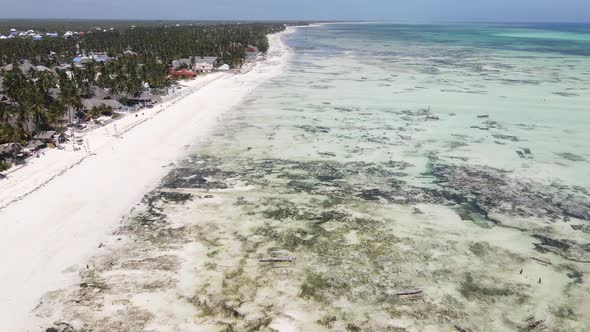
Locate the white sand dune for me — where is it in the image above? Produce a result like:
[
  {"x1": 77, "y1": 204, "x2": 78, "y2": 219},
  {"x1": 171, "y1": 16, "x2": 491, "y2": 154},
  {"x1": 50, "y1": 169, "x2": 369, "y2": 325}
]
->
[{"x1": 0, "y1": 30, "x2": 292, "y2": 331}]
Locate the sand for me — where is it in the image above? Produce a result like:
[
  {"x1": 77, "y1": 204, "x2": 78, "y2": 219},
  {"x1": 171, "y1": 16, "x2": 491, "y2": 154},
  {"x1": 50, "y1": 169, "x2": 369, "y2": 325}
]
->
[{"x1": 0, "y1": 29, "x2": 292, "y2": 331}]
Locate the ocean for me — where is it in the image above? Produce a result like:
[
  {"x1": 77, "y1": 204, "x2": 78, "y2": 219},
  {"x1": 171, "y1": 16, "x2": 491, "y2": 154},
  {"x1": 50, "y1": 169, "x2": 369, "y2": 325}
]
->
[{"x1": 44, "y1": 23, "x2": 590, "y2": 331}]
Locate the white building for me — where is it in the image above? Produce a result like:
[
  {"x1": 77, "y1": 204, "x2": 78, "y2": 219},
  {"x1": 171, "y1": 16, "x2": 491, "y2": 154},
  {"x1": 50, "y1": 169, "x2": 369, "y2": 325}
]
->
[
  {"x1": 217, "y1": 64, "x2": 230, "y2": 71},
  {"x1": 171, "y1": 58, "x2": 192, "y2": 69},
  {"x1": 193, "y1": 56, "x2": 218, "y2": 73}
]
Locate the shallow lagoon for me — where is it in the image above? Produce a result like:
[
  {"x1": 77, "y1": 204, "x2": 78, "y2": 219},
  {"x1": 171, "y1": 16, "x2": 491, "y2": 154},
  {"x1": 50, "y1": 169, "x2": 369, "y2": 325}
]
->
[{"x1": 39, "y1": 24, "x2": 590, "y2": 331}]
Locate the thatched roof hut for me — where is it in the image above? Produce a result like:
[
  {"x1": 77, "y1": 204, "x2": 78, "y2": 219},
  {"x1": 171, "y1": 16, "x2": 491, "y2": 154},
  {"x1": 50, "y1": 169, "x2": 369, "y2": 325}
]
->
[
  {"x1": 25, "y1": 140, "x2": 46, "y2": 151},
  {"x1": 81, "y1": 98, "x2": 124, "y2": 111},
  {"x1": 0, "y1": 143, "x2": 23, "y2": 159}
]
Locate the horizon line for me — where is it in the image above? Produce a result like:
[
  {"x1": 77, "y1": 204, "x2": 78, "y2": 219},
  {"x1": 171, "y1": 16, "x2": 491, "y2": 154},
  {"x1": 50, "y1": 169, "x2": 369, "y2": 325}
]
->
[{"x1": 0, "y1": 18, "x2": 589, "y2": 24}]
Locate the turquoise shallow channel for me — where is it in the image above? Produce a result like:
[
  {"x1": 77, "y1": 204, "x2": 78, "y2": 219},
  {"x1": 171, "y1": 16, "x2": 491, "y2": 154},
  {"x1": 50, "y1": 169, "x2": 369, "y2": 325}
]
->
[{"x1": 100, "y1": 23, "x2": 590, "y2": 331}]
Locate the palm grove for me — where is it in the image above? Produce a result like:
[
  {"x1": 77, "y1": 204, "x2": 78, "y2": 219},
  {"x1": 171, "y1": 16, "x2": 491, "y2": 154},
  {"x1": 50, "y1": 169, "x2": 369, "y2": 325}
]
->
[{"x1": 0, "y1": 23, "x2": 284, "y2": 150}]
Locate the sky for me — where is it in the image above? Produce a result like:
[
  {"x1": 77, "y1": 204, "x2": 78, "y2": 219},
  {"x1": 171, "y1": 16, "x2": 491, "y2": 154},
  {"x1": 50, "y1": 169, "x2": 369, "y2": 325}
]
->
[{"x1": 0, "y1": 0, "x2": 589, "y2": 22}]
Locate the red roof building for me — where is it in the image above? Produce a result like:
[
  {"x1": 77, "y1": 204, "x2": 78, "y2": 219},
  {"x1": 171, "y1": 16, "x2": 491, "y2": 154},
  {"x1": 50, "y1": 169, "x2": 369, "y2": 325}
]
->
[{"x1": 169, "y1": 68, "x2": 197, "y2": 79}]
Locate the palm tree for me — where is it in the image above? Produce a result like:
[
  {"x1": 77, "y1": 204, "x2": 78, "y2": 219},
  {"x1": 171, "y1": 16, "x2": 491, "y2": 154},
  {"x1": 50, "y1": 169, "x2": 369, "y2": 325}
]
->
[
  {"x1": 58, "y1": 78, "x2": 82, "y2": 125},
  {"x1": 27, "y1": 89, "x2": 48, "y2": 132},
  {"x1": 46, "y1": 99, "x2": 67, "y2": 131},
  {"x1": 0, "y1": 101, "x2": 13, "y2": 125}
]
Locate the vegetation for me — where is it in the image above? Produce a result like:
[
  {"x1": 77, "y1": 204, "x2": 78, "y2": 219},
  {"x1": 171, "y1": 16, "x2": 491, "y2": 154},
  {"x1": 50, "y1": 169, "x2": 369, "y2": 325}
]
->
[
  {"x1": 0, "y1": 22, "x2": 286, "y2": 147},
  {"x1": 0, "y1": 23, "x2": 284, "y2": 67}
]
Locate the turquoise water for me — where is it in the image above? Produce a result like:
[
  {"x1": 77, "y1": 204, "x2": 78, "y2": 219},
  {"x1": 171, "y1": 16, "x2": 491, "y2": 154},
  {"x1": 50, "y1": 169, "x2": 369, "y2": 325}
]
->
[
  {"x1": 41, "y1": 24, "x2": 590, "y2": 331},
  {"x1": 168, "y1": 23, "x2": 590, "y2": 331}
]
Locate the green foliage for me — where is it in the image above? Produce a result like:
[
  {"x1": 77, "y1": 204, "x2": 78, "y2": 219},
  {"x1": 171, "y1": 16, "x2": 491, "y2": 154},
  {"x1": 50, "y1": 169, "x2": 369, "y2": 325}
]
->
[
  {"x1": 0, "y1": 21, "x2": 287, "y2": 145},
  {"x1": 86, "y1": 105, "x2": 112, "y2": 120},
  {"x1": 0, "y1": 23, "x2": 285, "y2": 67},
  {"x1": 0, "y1": 161, "x2": 11, "y2": 172}
]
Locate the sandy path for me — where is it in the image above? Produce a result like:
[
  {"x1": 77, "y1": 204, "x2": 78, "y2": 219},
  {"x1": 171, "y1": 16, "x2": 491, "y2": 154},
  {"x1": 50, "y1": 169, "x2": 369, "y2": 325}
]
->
[{"x1": 0, "y1": 31, "x2": 291, "y2": 331}]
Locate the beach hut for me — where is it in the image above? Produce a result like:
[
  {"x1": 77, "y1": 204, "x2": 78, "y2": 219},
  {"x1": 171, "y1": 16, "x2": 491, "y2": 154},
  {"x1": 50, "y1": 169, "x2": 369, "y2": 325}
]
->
[
  {"x1": 0, "y1": 35, "x2": 6, "y2": 40},
  {"x1": 32, "y1": 35, "x2": 43, "y2": 41},
  {"x1": 33, "y1": 131, "x2": 61, "y2": 143},
  {"x1": 128, "y1": 92, "x2": 160, "y2": 103},
  {"x1": 25, "y1": 140, "x2": 46, "y2": 152},
  {"x1": 0, "y1": 143, "x2": 23, "y2": 161},
  {"x1": 46, "y1": 32, "x2": 59, "y2": 38},
  {"x1": 89, "y1": 86, "x2": 110, "y2": 100},
  {"x1": 82, "y1": 98, "x2": 124, "y2": 112}
]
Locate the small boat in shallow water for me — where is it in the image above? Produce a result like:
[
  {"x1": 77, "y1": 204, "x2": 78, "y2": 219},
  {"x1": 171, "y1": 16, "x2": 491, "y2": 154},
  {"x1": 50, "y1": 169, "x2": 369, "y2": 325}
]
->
[
  {"x1": 258, "y1": 256, "x2": 296, "y2": 263},
  {"x1": 394, "y1": 289, "x2": 423, "y2": 296}
]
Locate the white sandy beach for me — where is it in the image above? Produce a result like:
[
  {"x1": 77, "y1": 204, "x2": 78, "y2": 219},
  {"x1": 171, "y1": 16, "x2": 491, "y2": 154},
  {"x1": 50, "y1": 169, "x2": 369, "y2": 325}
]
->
[{"x1": 0, "y1": 30, "x2": 292, "y2": 331}]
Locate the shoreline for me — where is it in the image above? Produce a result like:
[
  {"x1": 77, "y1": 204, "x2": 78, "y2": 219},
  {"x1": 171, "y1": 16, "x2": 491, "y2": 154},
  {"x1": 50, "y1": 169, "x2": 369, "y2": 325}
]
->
[
  {"x1": 0, "y1": 73, "x2": 226, "y2": 210},
  {"x1": 0, "y1": 28, "x2": 293, "y2": 330}
]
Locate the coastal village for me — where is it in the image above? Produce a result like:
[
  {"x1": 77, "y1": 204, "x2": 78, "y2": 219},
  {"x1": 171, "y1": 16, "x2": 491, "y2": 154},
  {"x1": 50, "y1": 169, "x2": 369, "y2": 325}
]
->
[{"x1": 0, "y1": 23, "x2": 275, "y2": 173}]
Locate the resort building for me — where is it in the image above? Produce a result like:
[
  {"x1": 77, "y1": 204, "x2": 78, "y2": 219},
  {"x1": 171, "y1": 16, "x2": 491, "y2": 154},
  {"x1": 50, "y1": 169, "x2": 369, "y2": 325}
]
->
[
  {"x1": 72, "y1": 53, "x2": 111, "y2": 64},
  {"x1": 171, "y1": 59, "x2": 192, "y2": 70},
  {"x1": 72, "y1": 56, "x2": 90, "y2": 65},
  {"x1": 245, "y1": 46, "x2": 259, "y2": 61},
  {"x1": 170, "y1": 56, "x2": 219, "y2": 73},
  {"x1": 193, "y1": 56, "x2": 218, "y2": 73}
]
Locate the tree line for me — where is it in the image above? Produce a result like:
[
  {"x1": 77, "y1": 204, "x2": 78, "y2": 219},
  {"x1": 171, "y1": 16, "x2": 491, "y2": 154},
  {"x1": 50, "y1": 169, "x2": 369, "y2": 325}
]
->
[
  {"x1": 0, "y1": 23, "x2": 285, "y2": 146},
  {"x1": 0, "y1": 24, "x2": 284, "y2": 67}
]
